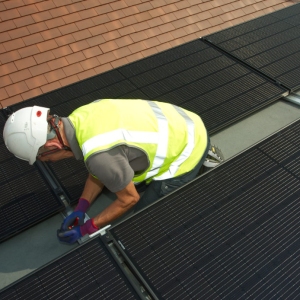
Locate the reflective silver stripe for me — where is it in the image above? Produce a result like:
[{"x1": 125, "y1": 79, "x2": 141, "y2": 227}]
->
[
  {"x1": 82, "y1": 129, "x2": 159, "y2": 157},
  {"x1": 145, "y1": 101, "x2": 169, "y2": 179},
  {"x1": 154, "y1": 106, "x2": 195, "y2": 180}
]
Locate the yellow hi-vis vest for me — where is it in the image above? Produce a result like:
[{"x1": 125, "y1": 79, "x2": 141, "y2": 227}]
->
[{"x1": 68, "y1": 99, "x2": 208, "y2": 183}]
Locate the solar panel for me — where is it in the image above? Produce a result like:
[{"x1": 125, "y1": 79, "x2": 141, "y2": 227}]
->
[
  {"x1": 0, "y1": 237, "x2": 140, "y2": 300},
  {"x1": 118, "y1": 39, "x2": 287, "y2": 133},
  {"x1": 0, "y1": 113, "x2": 64, "y2": 242},
  {"x1": 109, "y1": 119, "x2": 300, "y2": 299},
  {"x1": 206, "y1": 3, "x2": 300, "y2": 91}
]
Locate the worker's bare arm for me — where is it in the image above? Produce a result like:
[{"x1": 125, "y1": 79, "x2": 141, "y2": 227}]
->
[
  {"x1": 93, "y1": 181, "x2": 140, "y2": 228},
  {"x1": 80, "y1": 173, "x2": 104, "y2": 204}
]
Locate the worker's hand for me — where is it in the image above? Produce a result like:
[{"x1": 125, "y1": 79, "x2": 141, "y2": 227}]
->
[
  {"x1": 61, "y1": 211, "x2": 85, "y2": 231},
  {"x1": 57, "y1": 226, "x2": 82, "y2": 244},
  {"x1": 61, "y1": 198, "x2": 90, "y2": 230},
  {"x1": 57, "y1": 219, "x2": 99, "y2": 244}
]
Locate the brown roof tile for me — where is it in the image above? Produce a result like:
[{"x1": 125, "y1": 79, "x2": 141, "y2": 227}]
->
[
  {"x1": 23, "y1": 33, "x2": 43, "y2": 46},
  {"x1": 0, "y1": 0, "x2": 295, "y2": 106},
  {"x1": 29, "y1": 63, "x2": 51, "y2": 76},
  {"x1": 9, "y1": 68, "x2": 32, "y2": 83},
  {"x1": 5, "y1": 81, "x2": 28, "y2": 97},
  {"x1": 13, "y1": 15, "x2": 35, "y2": 27},
  {"x1": 0, "y1": 75, "x2": 12, "y2": 88},
  {"x1": 1, "y1": 50, "x2": 22, "y2": 64},
  {"x1": 21, "y1": 87, "x2": 43, "y2": 100},
  {"x1": 40, "y1": 81, "x2": 61, "y2": 93}
]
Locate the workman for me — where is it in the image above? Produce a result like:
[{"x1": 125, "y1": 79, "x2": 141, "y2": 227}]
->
[{"x1": 3, "y1": 99, "x2": 223, "y2": 244}]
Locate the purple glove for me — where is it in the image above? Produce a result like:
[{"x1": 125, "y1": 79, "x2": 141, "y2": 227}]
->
[
  {"x1": 57, "y1": 218, "x2": 99, "y2": 244},
  {"x1": 61, "y1": 198, "x2": 90, "y2": 231}
]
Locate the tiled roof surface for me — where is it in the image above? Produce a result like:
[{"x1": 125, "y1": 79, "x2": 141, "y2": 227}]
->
[{"x1": 0, "y1": 0, "x2": 295, "y2": 108}]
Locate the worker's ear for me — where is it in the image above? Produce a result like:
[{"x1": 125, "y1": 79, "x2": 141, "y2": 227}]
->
[{"x1": 44, "y1": 139, "x2": 63, "y2": 149}]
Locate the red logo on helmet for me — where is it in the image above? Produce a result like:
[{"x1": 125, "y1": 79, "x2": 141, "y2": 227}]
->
[{"x1": 36, "y1": 111, "x2": 42, "y2": 117}]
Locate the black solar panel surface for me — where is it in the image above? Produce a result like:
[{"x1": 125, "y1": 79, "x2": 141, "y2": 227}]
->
[
  {"x1": 206, "y1": 3, "x2": 300, "y2": 91},
  {"x1": 0, "y1": 113, "x2": 63, "y2": 242},
  {"x1": 0, "y1": 237, "x2": 140, "y2": 300},
  {"x1": 110, "y1": 119, "x2": 300, "y2": 299}
]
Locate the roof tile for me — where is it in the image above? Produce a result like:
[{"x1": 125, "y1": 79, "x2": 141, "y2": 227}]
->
[
  {"x1": 0, "y1": 88, "x2": 9, "y2": 101},
  {"x1": 25, "y1": 75, "x2": 48, "y2": 89},
  {"x1": 82, "y1": 0, "x2": 101, "y2": 9},
  {"x1": 41, "y1": 81, "x2": 61, "y2": 94},
  {"x1": 96, "y1": 52, "x2": 116, "y2": 64},
  {"x1": 70, "y1": 40, "x2": 90, "y2": 52},
  {"x1": 9, "y1": 68, "x2": 31, "y2": 83},
  {"x1": 14, "y1": 56, "x2": 36, "y2": 70},
  {"x1": 94, "y1": 4, "x2": 113, "y2": 15},
  {"x1": 99, "y1": 40, "x2": 119, "y2": 53},
  {"x1": 63, "y1": 62, "x2": 84, "y2": 76},
  {"x1": 29, "y1": 63, "x2": 51, "y2": 76},
  {"x1": 45, "y1": 17, "x2": 65, "y2": 29},
  {"x1": 37, "y1": 39, "x2": 58, "y2": 52},
  {"x1": 78, "y1": 69, "x2": 97, "y2": 80},
  {"x1": 62, "y1": 12, "x2": 82, "y2": 24},
  {"x1": 4, "y1": 38, "x2": 26, "y2": 51},
  {"x1": 94, "y1": 62, "x2": 112, "y2": 74},
  {"x1": 48, "y1": 57, "x2": 69, "y2": 70},
  {"x1": 23, "y1": 33, "x2": 44, "y2": 47},
  {"x1": 17, "y1": 4, "x2": 38, "y2": 16},
  {"x1": 0, "y1": 75, "x2": 12, "y2": 88},
  {"x1": 55, "y1": 34, "x2": 76, "y2": 46},
  {"x1": 76, "y1": 19, "x2": 95, "y2": 30},
  {"x1": 91, "y1": 14, "x2": 110, "y2": 25},
  {"x1": 3, "y1": 0, "x2": 24, "y2": 10},
  {"x1": 112, "y1": 46, "x2": 131, "y2": 59},
  {"x1": 0, "y1": 32, "x2": 11, "y2": 43},
  {"x1": 72, "y1": 29, "x2": 92, "y2": 42},
  {"x1": 65, "y1": 51, "x2": 86, "y2": 64},
  {"x1": 27, "y1": 22, "x2": 48, "y2": 34},
  {"x1": 111, "y1": 57, "x2": 128, "y2": 68},
  {"x1": 5, "y1": 81, "x2": 28, "y2": 97},
  {"x1": 52, "y1": 45, "x2": 72, "y2": 58},
  {"x1": 35, "y1": 1, "x2": 56, "y2": 12},
  {"x1": 44, "y1": 69, "x2": 66, "y2": 83},
  {"x1": 0, "y1": 50, "x2": 21, "y2": 64},
  {"x1": 86, "y1": 35, "x2": 106, "y2": 47},
  {"x1": 34, "y1": 51, "x2": 56, "y2": 64},
  {"x1": 110, "y1": 1, "x2": 128, "y2": 10},
  {"x1": 78, "y1": 8, "x2": 98, "y2": 19},
  {"x1": 83, "y1": 46, "x2": 102, "y2": 58},
  {"x1": 0, "y1": 8, "x2": 20, "y2": 21},
  {"x1": 59, "y1": 74, "x2": 79, "y2": 86},
  {"x1": 1, "y1": 94, "x2": 22, "y2": 107},
  {"x1": 22, "y1": 88, "x2": 43, "y2": 100},
  {"x1": 50, "y1": 6, "x2": 69, "y2": 18},
  {"x1": 66, "y1": 2, "x2": 86, "y2": 13},
  {"x1": 59, "y1": 23, "x2": 78, "y2": 35},
  {"x1": 1, "y1": 20, "x2": 17, "y2": 33},
  {"x1": 80, "y1": 56, "x2": 99, "y2": 70},
  {"x1": 53, "y1": 0, "x2": 73, "y2": 7},
  {"x1": 13, "y1": 15, "x2": 35, "y2": 27},
  {"x1": 130, "y1": 31, "x2": 148, "y2": 42},
  {"x1": 41, "y1": 28, "x2": 61, "y2": 40},
  {"x1": 89, "y1": 24, "x2": 108, "y2": 36}
]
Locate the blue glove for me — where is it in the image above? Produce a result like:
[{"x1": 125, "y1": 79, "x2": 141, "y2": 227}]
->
[
  {"x1": 57, "y1": 226, "x2": 82, "y2": 244},
  {"x1": 61, "y1": 211, "x2": 85, "y2": 231}
]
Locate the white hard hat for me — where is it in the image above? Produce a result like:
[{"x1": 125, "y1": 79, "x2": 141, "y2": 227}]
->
[{"x1": 3, "y1": 106, "x2": 50, "y2": 165}]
